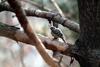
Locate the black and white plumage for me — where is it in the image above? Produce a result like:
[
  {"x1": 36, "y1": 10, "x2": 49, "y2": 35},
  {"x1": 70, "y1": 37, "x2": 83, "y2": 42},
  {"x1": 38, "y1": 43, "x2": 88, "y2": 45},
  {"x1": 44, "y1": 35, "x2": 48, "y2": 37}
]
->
[
  {"x1": 50, "y1": 26, "x2": 63, "y2": 38},
  {"x1": 50, "y1": 26, "x2": 67, "y2": 45}
]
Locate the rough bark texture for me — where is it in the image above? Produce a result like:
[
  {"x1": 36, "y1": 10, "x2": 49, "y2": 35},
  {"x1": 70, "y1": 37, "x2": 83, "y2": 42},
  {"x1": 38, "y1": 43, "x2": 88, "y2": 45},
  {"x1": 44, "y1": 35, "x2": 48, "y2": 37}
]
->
[
  {"x1": 0, "y1": 4, "x2": 80, "y2": 33},
  {"x1": 71, "y1": 0, "x2": 100, "y2": 67}
]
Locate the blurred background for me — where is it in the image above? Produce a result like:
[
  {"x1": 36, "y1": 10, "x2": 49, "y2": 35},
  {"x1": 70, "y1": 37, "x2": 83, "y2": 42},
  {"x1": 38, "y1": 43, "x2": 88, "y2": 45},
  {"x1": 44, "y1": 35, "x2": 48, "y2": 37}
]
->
[{"x1": 0, "y1": 0, "x2": 79, "y2": 67}]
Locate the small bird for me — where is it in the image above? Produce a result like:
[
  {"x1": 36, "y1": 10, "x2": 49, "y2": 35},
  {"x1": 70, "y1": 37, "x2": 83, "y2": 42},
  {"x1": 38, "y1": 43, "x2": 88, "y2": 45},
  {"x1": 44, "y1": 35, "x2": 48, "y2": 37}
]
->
[{"x1": 50, "y1": 26, "x2": 68, "y2": 45}]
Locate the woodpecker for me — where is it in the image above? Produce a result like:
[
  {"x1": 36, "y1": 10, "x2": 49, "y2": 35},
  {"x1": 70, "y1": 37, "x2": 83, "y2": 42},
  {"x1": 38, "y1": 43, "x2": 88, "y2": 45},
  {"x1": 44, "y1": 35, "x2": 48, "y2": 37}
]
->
[
  {"x1": 48, "y1": 16, "x2": 68, "y2": 65},
  {"x1": 50, "y1": 26, "x2": 67, "y2": 45}
]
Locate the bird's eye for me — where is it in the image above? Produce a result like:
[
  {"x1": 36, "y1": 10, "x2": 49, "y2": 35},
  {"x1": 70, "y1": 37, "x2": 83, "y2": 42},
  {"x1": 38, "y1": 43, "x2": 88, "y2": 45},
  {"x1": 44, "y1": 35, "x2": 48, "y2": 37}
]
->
[{"x1": 12, "y1": 15, "x2": 16, "y2": 18}]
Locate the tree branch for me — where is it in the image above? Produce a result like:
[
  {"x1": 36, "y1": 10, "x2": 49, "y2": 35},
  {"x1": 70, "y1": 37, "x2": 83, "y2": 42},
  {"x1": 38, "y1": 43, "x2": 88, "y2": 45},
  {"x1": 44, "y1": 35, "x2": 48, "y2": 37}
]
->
[
  {"x1": 0, "y1": 4, "x2": 80, "y2": 33},
  {"x1": 0, "y1": 22, "x2": 72, "y2": 56},
  {"x1": 50, "y1": 0, "x2": 65, "y2": 17},
  {"x1": 7, "y1": 0, "x2": 58, "y2": 66}
]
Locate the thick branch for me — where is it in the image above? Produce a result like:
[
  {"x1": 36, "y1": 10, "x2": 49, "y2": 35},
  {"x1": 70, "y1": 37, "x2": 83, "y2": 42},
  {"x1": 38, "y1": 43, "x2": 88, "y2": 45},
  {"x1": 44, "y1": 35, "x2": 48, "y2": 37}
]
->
[
  {"x1": 0, "y1": 4, "x2": 80, "y2": 33},
  {"x1": 0, "y1": 22, "x2": 72, "y2": 56},
  {"x1": 7, "y1": 0, "x2": 58, "y2": 67}
]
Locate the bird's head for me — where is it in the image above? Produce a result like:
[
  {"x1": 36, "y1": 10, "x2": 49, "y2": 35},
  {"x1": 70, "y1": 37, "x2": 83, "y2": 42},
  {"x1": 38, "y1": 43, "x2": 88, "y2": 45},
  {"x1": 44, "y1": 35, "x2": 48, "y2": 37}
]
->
[{"x1": 50, "y1": 26, "x2": 55, "y2": 30}]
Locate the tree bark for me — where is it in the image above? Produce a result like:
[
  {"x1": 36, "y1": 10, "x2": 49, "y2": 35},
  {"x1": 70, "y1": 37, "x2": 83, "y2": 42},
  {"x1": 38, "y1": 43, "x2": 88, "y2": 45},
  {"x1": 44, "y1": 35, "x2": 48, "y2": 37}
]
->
[{"x1": 71, "y1": 0, "x2": 100, "y2": 67}]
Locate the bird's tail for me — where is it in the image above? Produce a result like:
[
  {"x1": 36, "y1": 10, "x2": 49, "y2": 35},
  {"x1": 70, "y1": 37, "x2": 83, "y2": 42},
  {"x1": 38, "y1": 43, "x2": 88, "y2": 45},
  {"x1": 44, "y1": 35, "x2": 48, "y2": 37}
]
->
[{"x1": 62, "y1": 37, "x2": 69, "y2": 46}]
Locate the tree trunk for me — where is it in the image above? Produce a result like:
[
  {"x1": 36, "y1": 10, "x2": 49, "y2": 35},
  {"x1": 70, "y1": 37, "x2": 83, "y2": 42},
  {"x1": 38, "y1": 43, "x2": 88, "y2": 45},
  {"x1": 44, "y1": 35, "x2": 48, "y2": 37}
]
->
[{"x1": 71, "y1": 0, "x2": 100, "y2": 67}]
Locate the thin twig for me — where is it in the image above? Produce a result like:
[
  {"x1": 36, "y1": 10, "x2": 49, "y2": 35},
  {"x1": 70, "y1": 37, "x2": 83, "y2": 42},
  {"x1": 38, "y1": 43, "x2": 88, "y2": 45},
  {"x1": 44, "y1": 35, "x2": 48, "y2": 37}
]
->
[
  {"x1": 50, "y1": 0, "x2": 65, "y2": 17},
  {"x1": 7, "y1": 0, "x2": 58, "y2": 67}
]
